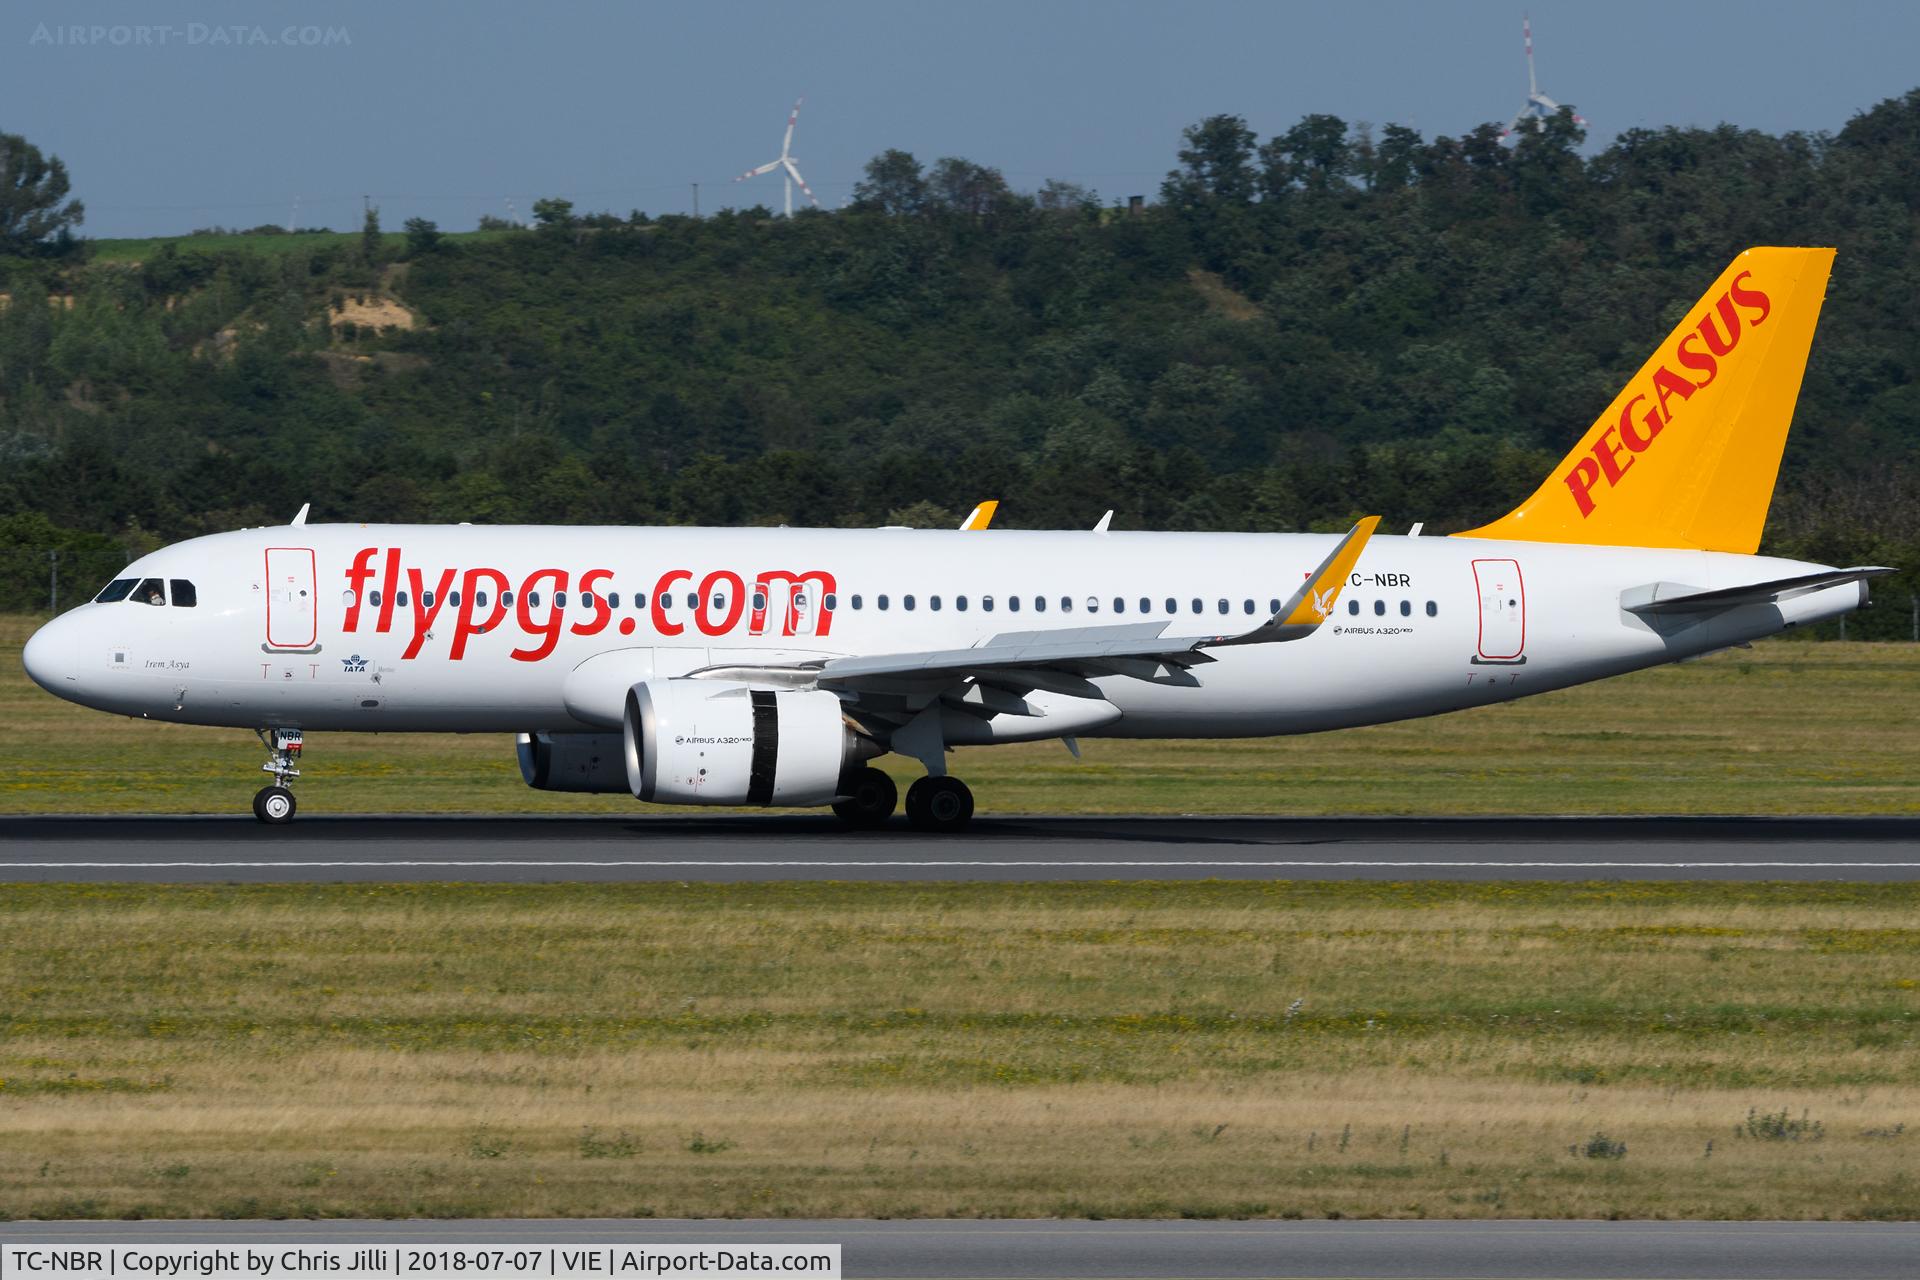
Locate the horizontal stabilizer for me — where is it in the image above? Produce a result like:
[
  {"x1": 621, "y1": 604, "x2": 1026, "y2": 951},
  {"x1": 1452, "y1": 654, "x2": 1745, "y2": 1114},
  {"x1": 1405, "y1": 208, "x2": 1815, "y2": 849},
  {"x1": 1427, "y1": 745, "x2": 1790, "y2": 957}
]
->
[{"x1": 1622, "y1": 567, "x2": 1895, "y2": 616}]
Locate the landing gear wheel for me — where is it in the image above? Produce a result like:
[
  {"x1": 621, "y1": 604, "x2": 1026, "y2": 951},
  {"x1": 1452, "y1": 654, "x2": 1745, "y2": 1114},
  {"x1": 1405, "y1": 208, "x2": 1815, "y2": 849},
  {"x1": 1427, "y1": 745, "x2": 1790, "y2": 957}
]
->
[
  {"x1": 832, "y1": 767, "x2": 899, "y2": 828},
  {"x1": 905, "y1": 776, "x2": 974, "y2": 833},
  {"x1": 253, "y1": 785, "x2": 297, "y2": 825}
]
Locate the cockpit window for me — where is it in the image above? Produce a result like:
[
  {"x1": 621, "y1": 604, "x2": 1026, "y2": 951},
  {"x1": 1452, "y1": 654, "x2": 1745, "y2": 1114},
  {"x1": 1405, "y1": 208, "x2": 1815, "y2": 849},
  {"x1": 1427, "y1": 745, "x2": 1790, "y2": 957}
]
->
[
  {"x1": 132, "y1": 578, "x2": 166, "y2": 606},
  {"x1": 95, "y1": 578, "x2": 137, "y2": 603},
  {"x1": 169, "y1": 580, "x2": 197, "y2": 608}
]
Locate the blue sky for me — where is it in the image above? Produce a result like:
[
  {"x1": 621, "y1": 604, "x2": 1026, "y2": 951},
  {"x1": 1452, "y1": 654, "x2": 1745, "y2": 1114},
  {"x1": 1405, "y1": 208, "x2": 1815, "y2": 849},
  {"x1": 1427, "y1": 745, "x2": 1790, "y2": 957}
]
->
[{"x1": 8, "y1": 0, "x2": 1917, "y2": 237}]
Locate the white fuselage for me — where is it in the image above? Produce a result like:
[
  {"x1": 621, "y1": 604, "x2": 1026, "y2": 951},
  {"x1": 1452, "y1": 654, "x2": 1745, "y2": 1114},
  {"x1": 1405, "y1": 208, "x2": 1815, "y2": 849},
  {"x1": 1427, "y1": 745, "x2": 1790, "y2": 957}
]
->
[{"x1": 21, "y1": 524, "x2": 1864, "y2": 740}]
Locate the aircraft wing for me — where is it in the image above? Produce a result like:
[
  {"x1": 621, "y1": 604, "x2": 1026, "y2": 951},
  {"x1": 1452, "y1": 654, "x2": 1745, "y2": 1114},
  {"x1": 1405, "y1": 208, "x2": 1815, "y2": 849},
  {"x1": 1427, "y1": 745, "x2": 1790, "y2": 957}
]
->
[
  {"x1": 808, "y1": 517, "x2": 1381, "y2": 692},
  {"x1": 1623, "y1": 567, "x2": 1895, "y2": 616}
]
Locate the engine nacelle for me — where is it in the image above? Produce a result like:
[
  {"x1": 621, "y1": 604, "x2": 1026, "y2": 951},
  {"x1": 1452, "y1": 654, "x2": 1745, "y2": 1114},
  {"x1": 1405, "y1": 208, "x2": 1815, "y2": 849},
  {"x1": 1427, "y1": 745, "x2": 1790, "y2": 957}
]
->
[
  {"x1": 623, "y1": 680, "x2": 862, "y2": 806},
  {"x1": 516, "y1": 731, "x2": 629, "y2": 793}
]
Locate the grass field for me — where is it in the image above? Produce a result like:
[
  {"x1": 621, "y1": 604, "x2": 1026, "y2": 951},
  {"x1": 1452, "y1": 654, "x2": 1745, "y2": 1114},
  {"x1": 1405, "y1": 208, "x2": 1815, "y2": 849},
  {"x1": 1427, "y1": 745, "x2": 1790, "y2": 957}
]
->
[
  {"x1": 1, "y1": 880, "x2": 1916, "y2": 1221},
  {"x1": 3, "y1": 615, "x2": 1917, "y2": 815}
]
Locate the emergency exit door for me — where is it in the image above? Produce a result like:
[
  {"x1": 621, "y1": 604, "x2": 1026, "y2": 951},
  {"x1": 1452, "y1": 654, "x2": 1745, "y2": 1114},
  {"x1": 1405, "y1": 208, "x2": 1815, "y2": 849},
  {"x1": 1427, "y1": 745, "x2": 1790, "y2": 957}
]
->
[
  {"x1": 265, "y1": 547, "x2": 318, "y2": 649},
  {"x1": 1471, "y1": 558, "x2": 1526, "y2": 663}
]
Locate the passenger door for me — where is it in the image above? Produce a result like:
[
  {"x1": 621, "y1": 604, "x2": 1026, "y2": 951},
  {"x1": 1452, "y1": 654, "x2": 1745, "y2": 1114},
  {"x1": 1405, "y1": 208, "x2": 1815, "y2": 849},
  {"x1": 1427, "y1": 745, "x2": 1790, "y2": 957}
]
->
[
  {"x1": 265, "y1": 547, "x2": 318, "y2": 649},
  {"x1": 1471, "y1": 558, "x2": 1526, "y2": 663}
]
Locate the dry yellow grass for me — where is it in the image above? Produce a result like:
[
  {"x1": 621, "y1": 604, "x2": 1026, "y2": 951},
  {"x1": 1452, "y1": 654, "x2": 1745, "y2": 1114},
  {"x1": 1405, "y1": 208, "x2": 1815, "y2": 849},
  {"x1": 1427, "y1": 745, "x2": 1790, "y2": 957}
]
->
[
  {"x1": 3, "y1": 614, "x2": 1918, "y2": 815},
  {"x1": 3, "y1": 882, "x2": 1916, "y2": 1220}
]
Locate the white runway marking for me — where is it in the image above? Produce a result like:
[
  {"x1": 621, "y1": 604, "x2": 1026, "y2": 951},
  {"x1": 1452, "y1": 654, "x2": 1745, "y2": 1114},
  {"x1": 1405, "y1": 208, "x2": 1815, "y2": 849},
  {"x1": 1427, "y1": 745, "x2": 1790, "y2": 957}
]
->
[{"x1": 7, "y1": 859, "x2": 1920, "y2": 870}]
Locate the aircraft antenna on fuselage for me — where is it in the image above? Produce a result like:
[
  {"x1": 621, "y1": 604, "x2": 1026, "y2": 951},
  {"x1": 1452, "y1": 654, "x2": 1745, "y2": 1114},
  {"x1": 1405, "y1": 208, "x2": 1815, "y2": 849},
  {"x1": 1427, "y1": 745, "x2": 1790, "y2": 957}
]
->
[{"x1": 291, "y1": 503, "x2": 310, "y2": 527}]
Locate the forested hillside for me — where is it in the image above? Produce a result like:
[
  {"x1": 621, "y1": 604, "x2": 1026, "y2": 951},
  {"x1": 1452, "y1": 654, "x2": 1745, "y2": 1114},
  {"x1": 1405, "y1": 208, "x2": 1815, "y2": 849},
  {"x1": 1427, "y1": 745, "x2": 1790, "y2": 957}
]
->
[{"x1": 3, "y1": 92, "x2": 1919, "y2": 629}]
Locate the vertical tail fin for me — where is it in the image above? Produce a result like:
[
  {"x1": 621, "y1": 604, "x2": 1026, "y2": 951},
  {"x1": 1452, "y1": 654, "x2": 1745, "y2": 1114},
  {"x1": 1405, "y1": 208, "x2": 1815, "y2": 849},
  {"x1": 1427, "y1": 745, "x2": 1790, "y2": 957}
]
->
[{"x1": 1457, "y1": 247, "x2": 1835, "y2": 553}]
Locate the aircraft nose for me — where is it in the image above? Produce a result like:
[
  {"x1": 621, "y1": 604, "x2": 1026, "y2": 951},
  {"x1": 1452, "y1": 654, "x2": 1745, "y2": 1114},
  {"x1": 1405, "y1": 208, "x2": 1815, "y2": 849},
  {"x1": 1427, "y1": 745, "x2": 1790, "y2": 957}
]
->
[{"x1": 21, "y1": 615, "x2": 75, "y2": 695}]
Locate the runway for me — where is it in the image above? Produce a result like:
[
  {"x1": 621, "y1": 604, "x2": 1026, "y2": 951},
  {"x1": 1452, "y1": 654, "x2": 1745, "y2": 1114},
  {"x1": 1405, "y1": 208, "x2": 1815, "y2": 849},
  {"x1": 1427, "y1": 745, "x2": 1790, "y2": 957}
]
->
[
  {"x1": 2, "y1": 814, "x2": 1918, "y2": 881},
  {"x1": 4, "y1": 1218, "x2": 1917, "y2": 1279}
]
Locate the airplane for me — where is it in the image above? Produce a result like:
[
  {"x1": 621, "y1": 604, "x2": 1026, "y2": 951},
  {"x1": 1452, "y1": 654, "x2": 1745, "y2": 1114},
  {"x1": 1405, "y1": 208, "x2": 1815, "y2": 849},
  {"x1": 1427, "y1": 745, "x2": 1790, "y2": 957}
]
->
[{"x1": 20, "y1": 247, "x2": 1891, "y2": 830}]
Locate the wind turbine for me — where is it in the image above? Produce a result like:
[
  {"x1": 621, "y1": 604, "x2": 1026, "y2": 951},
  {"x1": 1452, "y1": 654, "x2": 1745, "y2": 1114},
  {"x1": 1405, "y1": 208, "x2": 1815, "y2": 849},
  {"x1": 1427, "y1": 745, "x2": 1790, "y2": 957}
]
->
[
  {"x1": 1505, "y1": 15, "x2": 1587, "y2": 136},
  {"x1": 735, "y1": 97, "x2": 820, "y2": 216}
]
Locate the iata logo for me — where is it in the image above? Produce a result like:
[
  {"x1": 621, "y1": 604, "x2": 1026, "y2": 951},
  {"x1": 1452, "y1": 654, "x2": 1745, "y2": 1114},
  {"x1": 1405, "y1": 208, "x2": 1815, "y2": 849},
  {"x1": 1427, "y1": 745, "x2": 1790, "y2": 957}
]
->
[
  {"x1": 342, "y1": 549, "x2": 837, "y2": 664},
  {"x1": 1563, "y1": 271, "x2": 1772, "y2": 518}
]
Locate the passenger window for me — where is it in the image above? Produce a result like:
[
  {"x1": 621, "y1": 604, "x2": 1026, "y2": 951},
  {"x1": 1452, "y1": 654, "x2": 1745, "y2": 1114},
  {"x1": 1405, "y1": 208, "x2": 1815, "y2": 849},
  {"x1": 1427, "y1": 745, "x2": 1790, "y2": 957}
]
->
[
  {"x1": 824, "y1": 592, "x2": 838, "y2": 611},
  {"x1": 1217, "y1": 599, "x2": 1229, "y2": 615},
  {"x1": 1085, "y1": 597, "x2": 1099, "y2": 614},
  {"x1": 904, "y1": 595, "x2": 916, "y2": 611},
  {"x1": 170, "y1": 580, "x2": 197, "y2": 608},
  {"x1": 982, "y1": 595, "x2": 995, "y2": 612},
  {"x1": 1400, "y1": 600, "x2": 1411, "y2": 616},
  {"x1": 503, "y1": 591, "x2": 515, "y2": 607},
  {"x1": 1114, "y1": 598, "x2": 1125, "y2": 614},
  {"x1": 878, "y1": 594, "x2": 890, "y2": 610},
  {"x1": 1373, "y1": 599, "x2": 1385, "y2": 616},
  {"x1": 133, "y1": 578, "x2": 166, "y2": 606},
  {"x1": 608, "y1": 592, "x2": 620, "y2": 609},
  {"x1": 685, "y1": 592, "x2": 697, "y2": 609},
  {"x1": 956, "y1": 596, "x2": 968, "y2": 612},
  {"x1": 711, "y1": 594, "x2": 725, "y2": 611},
  {"x1": 370, "y1": 589, "x2": 383, "y2": 607},
  {"x1": 1243, "y1": 599, "x2": 1255, "y2": 615},
  {"x1": 851, "y1": 594, "x2": 863, "y2": 610},
  {"x1": 449, "y1": 591, "x2": 462, "y2": 609},
  {"x1": 1139, "y1": 597, "x2": 1150, "y2": 614},
  {"x1": 929, "y1": 595, "x2": 941, "y2": 611},
  {"x1": 397, "y1": 592, "x2": 410, "y2": 608},
  {"x1": 95, "y1": 578, "x2": 137, "y2": 603},
  {"x1": 1034, "y1": 596, "x2": 1047, "y2": 613},
  {"x1": 1269, "y1": 599, "x2": 1281, "y2": 614},
  {"x1": 1190, "y1": 598, "x2": 1202, "y2": 614},
  {"x1": 475, "y1": 591, "x2": 489, "y2": 609},
  {"x1": 341, "y1": 589, "x2": 357, "y2": 608},
  {"x1": 582, "y1": 592, "x2": 598, "y2": 609},
  {"x1": 556, "y1": 592, "x2": 568, "y2": 608},
  {"x1": 1008, "y1": 596, "x2": 1020, "y2": 612},
  {"x1": 525, "y1": 591, "x2": 538, "y2": 608},
  {"x1": 422, "y1": 591, "x2": 436, "y2": 609},
  {"x1": 1426, "y1": 600, "x2": 1438, "y2": 617},
  {"x1": 1347, "y1": 598, "x2": 1359, "y2": 616}
]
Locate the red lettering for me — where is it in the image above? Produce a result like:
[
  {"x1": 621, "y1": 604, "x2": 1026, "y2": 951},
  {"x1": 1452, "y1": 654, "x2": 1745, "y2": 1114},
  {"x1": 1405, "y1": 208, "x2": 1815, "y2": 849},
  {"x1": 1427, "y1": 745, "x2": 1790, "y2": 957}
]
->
[
  {"x1": 1592, "y1": 425, "x2": 1635, "y2": 486},
  {"x1": 1728, "y1": 269, "x2": 1770, "y2": 326},
  {"x1": 651, "y1": 569, "x2": 692, "y2": 638},
  {"x1": 1675, "y1": 332, "x2": 1718, "y2": 389},
  {"x1": 1564, "y1": 455, "x2": 1602, "y2": 517},
  {"x1": 343, "y1": 547, "x2": 377, "y2": 632},
  {"x1": 1618, "y1": 393, "x2": 1663, "y2": 453},
  {"x1": 696, "y1": 570, "x2": 746, "y2": 636},
  {"x1": 375, "y1": 548, "x2": 401, "y2": 633},
  {"x1": 450, "y1": 568, "x2": 509, "y2": 660},
  {"x1": 402, "y1": 566, "x2": 457, "y2": 660},
  {"x1": 1650, "y1": 365, "x2": 1695, "y2": 420},
  {"x1": 1697, "y1": 293, "x2": 1742, "y2": 357},
  {"x1": 570, "y1": 568, "x2": 614, "y2": 637},
  {"x1": 752, "y1": 570, "x2": 838, "y2": 636},
  {"x1": 511, "y1": 568, "x2": 569, "y2": 662}
]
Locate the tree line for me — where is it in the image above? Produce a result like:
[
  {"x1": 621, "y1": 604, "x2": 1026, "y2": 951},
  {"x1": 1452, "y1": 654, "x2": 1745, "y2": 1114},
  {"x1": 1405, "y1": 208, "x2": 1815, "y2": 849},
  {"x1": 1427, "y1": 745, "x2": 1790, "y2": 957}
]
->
[{"x1": 2, "y1": 93, "x2": 1919, "y2": 635}]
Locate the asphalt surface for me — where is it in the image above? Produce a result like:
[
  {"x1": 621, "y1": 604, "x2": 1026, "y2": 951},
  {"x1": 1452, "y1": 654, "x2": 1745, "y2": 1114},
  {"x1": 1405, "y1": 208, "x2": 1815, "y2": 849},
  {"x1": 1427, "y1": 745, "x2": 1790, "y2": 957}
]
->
[
  {"x1": 4, "y1": 1218, "x2": 1918, "y2": 1279},
  {"x1": 1, "y1": 814, "x2": 1918, "y2": 882}
]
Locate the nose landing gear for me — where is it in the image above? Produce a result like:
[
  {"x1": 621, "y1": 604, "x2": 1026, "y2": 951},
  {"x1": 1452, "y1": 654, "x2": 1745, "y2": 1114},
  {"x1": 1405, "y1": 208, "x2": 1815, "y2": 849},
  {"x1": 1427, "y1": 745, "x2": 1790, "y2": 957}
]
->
[{"x1": 253, "y1": 727, "x2": 303, "y2": 824}]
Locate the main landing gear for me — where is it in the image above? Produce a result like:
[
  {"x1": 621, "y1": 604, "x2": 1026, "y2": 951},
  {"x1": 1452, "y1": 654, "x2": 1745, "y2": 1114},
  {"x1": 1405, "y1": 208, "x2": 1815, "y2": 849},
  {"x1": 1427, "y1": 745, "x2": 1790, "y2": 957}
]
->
[
  {"x1": 830, "y1": 767, "x2": 975, "y2": 832},
  {"x1": 253, "y1": 727, "x2": 303, "y2": 824}
]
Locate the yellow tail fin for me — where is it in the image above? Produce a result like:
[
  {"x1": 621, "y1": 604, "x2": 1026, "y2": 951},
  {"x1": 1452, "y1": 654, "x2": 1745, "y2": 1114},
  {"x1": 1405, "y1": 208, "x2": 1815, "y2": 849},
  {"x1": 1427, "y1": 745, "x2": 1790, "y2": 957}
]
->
[{"x1": 1457, "y1": 247, "x2": 1835, "y2": 553}]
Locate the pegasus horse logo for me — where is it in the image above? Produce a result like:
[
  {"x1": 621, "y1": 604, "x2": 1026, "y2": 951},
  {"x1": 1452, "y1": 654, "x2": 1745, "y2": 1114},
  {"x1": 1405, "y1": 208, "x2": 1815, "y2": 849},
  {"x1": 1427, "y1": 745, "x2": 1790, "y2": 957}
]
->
[{"x1": 1309, "y1": 585, "x2": 1336, "y2": 619}]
